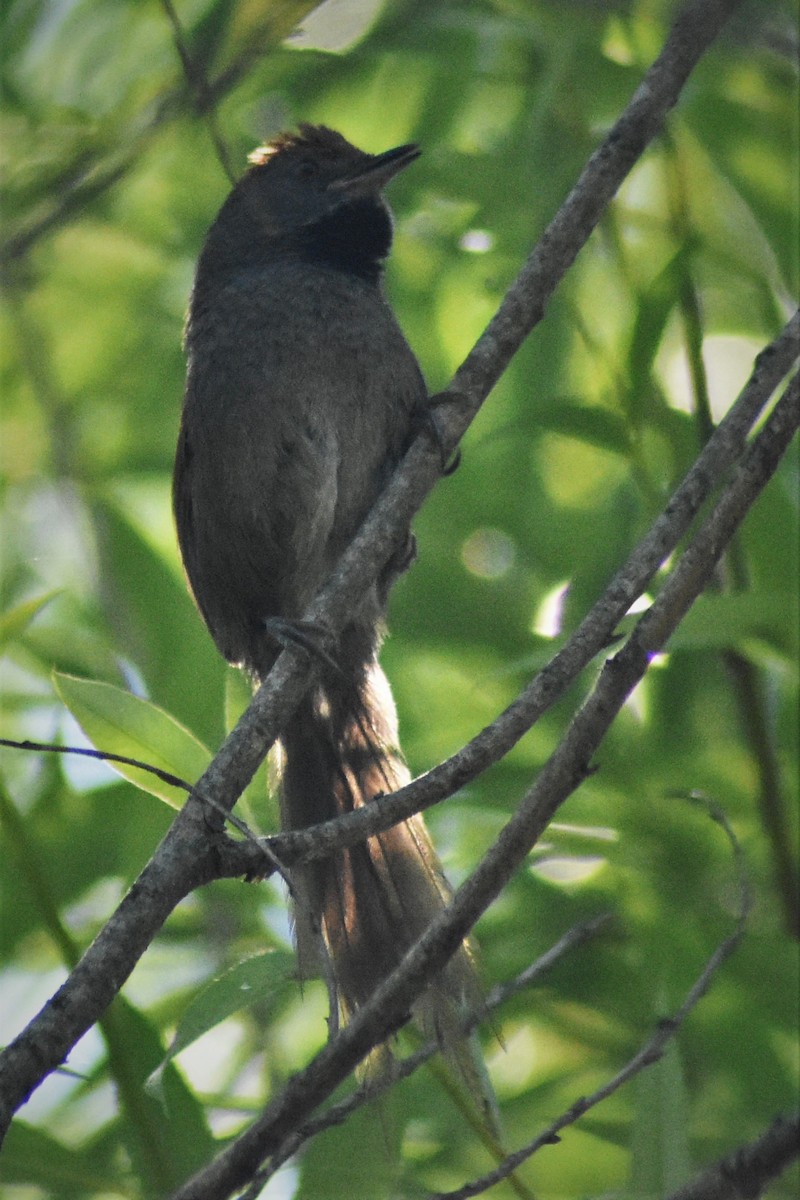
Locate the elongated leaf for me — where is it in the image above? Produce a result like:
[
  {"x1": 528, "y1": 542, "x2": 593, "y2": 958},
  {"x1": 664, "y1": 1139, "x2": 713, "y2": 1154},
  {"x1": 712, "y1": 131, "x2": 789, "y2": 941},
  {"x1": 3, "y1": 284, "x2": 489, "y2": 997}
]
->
[
  {"x1": 668, "y1": 592, "x2": 796, "y2": 655},
  {"x1": 53, "y1": 672, "x2": 210, "y2": 807},
  {"x1": 0, "y1": 1121, "x2": 111, "y2": 1192},
  {"x1": 0, "y1": 591, "x2": 60, "y2": 651},
  {"x1": 102, "y1": 996, "x2": 215, "y2": 1187},
  {"x1": 157, "y1": 950, "x2": 296, "y2": 1069},
  {"x1": 628, "y1": 1036, "x2": 691, "y2": 1195}
]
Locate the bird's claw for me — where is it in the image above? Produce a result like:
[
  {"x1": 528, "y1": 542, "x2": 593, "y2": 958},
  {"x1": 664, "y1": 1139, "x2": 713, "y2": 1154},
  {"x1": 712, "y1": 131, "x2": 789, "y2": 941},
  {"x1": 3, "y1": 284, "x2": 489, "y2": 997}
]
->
[
  {"x1": 263, "y1": 616, "x2": 343, "y2": 675},
  {"x1": 413, "y1": 391, "x2": 465, "y2": 475}
]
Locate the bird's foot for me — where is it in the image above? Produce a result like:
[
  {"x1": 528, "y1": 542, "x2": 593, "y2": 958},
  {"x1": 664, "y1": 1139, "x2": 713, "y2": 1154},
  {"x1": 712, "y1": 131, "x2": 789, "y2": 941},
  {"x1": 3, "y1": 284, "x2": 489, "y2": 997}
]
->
[
  {"x1": 263, "y1": 616, "x2": 343, "y2": 675},
  {"x1": 412, "y1": 391, "x2": 466, "y2": 475}
]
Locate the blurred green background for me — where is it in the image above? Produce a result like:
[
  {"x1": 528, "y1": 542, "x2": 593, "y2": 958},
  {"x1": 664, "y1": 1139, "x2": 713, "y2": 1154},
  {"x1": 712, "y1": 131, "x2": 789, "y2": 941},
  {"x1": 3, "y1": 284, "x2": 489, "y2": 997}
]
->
[{"x1": 1, "y1": 0, "x2": 798, "y2": 1196}]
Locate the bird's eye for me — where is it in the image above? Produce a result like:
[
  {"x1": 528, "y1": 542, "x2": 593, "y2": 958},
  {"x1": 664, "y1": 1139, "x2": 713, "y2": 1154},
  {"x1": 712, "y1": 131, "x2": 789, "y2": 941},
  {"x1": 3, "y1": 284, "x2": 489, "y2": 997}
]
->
[{"x1": 297, "y1": 159, "x2": 317, "y2": 179}]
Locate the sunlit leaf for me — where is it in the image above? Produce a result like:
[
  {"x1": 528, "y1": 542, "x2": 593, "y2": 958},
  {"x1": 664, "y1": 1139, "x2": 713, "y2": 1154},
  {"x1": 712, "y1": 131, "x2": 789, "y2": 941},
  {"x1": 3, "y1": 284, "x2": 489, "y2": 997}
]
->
[
  {"x1": 0, "y1": 590, "x2": 60, "y2": 651},
  {"x1": 53, "y1": 672, "x2": 210, "y2": 807},
  {"x1": 156, "y1": 950, "x2": 296, "y2": 1071}
]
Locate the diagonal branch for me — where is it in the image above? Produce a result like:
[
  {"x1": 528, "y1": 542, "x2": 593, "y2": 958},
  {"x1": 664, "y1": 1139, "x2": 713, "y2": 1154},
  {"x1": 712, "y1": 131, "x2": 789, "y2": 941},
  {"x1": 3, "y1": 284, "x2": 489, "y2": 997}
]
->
[
  {"x1": 0, "y1": 5, "x2": 313, "y2": 273},
  {"x1": 216, "y1": 311, "x2": 799, "y2": 878},
  {"x1": 432, "y1": 797, "x2": 752, "y2": 1199},
  {"x1": 244, "y1": 915, "x2": 613, "y2": 1197},
  {"x1": 179, "y1": 0, "x2": 758, "y2": 836},
  {"x1": 167, "y1": 372, "x2": 799, "y2": 1197},
  {"x1": 665, "y1": 1112, "x2": 800, "y2": 1200}
]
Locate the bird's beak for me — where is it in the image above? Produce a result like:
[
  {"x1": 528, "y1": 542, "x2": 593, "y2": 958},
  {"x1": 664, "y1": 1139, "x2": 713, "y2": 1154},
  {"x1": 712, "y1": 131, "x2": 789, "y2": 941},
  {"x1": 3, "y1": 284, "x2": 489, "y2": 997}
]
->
[{"x1": 330, "y1": 143, "x2": 421, "y2": 195}]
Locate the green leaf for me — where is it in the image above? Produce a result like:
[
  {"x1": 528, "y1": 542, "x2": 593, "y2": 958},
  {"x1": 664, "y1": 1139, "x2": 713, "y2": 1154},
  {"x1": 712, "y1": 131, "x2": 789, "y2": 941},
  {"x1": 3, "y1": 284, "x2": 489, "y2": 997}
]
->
[
  {"x1": 0, "y1": 590, "x2": 60, "y2": 651},
  {"x1": 626, "y1": 248, "x2": 690, "y2": 422},
  {"x1": 628, "y1": 1024, "x2": 691, "y2": 1195},
  {"x1": 90, "y1": 494, "x2": 226, "y2": 746},
  {"x1": 297, "y1": 1092, "x2": 402, "y2": 1200},
  {"x1": 53, "y1": 672, "x2": 211, "y2": 807},
  {"x1": 102, "y1": 996, "x2": 216, "y2": 1188},
  {"x1": 156, "y1": 950, "x2": 296, "y2": 1070},
  {"x1": 0, "y1": 1121, "x2": 111, "y2": 1192},
  {"x1": 535, "y1": 398, "x2": 632, "y2": 455},
  {"x1": 289, "y1": 0, "x2": 386, "y2": 53},
  {"x1": 668, "y1": 592, "x2": 796, "y2": 656}
]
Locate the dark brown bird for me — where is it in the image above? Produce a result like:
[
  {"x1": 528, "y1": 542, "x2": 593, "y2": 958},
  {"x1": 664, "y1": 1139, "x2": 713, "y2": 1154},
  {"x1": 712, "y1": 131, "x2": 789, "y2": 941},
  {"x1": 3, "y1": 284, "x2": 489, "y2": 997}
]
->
[{"x1": 173, "y1": 124, "x2": 480, "y2": 1070}]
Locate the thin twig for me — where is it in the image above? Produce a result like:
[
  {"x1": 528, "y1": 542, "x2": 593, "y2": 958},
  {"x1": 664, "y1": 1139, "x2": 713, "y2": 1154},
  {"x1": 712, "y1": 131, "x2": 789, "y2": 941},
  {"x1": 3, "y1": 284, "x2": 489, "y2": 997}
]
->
[
  {"x1": 665, "y1": 1111, "x2": 800, "y2": 1200},
  {"x1": 431, "y1": 796, "x2": 753, "y2": 1199},
  {"x1": 218, "y1": 311, "x2": 799, "y2": 877},
  {"x1": 0, "y1": 736, "x2": 192, "y2": 792},
  {"x1": 168, "y1": 377, "x2": 797, "y2": 1200},
  {"x1": 0, "y1": 737, "x2": 292, "y2": 888},
  {"x1": 158, "y1": 0, "x2": 238, "y2": 185},
  {"x1": 240, "y1": 915, "x2": 613, "y2": 1197}
]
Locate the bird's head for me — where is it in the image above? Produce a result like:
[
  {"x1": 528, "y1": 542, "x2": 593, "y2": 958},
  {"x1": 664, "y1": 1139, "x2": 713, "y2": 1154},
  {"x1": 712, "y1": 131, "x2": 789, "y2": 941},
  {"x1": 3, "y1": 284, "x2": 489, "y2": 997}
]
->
[{"x1": 199, "y1": 125, "x2": 420, "y2": 280}]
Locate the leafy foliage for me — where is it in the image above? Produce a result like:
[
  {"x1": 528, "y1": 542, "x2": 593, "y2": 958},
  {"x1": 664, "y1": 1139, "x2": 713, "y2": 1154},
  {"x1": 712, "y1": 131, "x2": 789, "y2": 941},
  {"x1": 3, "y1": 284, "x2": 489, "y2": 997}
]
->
[{"x1": 1, "y1": 0, "x2": 797, "y2": 1196}]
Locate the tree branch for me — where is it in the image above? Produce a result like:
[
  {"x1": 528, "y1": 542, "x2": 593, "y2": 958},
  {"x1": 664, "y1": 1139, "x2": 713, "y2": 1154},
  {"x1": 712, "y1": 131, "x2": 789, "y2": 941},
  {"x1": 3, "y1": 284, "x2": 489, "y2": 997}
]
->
[
  {"x1": 217, "y1": 310, "x2": 799, "y2": 878},
  {"x1": 180, "y1": 0, "x2": 754, "y2": 841},
  {"x1": 432, "y1": 798, "x2": 752, "y2": 1199},
  {"x1": 244, "y1": 915, "x2": 613, "y2": 1197},
  {"x1": 0, "y1": 5, "x2": 312, "y2": 274},
  {"x1": 665, "y1": 1112, "x2": 800, "y2": 1200},
  {"x1": 166, "y1": 365, "x2": 799, "y2": 1199}
]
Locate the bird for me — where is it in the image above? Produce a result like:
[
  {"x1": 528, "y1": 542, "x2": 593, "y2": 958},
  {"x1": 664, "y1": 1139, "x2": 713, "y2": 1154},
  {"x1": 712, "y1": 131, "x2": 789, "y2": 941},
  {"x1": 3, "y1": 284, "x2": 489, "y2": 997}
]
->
[{"x1": 172, "y1": 123, "x2": 483, "y2": 1081}]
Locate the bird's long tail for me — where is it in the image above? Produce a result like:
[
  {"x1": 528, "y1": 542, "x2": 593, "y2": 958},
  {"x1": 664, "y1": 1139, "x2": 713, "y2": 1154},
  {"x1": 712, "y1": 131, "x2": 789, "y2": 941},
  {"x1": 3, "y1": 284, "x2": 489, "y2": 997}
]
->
[{"x1": 279, "y1": 653, "x2": 487, "y2": 1087}]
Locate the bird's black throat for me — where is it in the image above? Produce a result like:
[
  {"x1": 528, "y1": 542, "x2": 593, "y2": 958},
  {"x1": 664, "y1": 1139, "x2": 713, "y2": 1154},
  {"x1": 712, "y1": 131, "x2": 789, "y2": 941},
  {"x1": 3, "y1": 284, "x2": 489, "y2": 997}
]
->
[{"x1": 298, "y1": 197, "x2": 393, "y2": 282}]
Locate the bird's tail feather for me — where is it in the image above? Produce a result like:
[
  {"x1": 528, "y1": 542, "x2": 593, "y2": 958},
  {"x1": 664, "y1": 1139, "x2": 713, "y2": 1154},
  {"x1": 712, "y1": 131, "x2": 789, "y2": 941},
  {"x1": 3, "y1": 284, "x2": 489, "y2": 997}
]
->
[{"x1": 279, "y1": 659, "x2": 489, "y2": 1096}]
